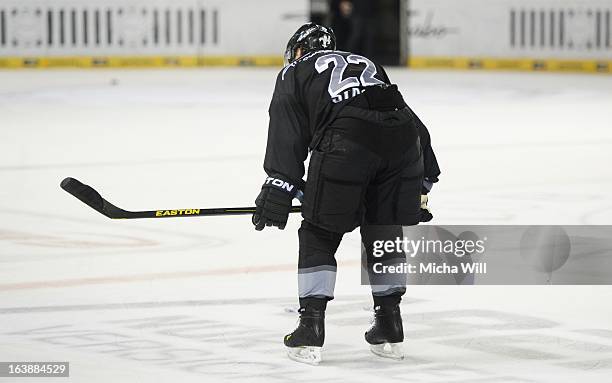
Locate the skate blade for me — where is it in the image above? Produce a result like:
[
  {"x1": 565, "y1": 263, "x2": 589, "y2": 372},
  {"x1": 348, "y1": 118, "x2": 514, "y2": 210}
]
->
[
  {"x1": 286, "y1": 346, "x2": 322, "y2": 365},
  {"x1": 370, "y1": 342, "x2": 405, "y2": 360}
]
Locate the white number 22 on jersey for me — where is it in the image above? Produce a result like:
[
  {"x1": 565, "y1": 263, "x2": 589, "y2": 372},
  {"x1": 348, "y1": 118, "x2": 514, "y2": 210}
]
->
[{"x1": 315, "y1": 53, "x2": 384, "y2": 103}]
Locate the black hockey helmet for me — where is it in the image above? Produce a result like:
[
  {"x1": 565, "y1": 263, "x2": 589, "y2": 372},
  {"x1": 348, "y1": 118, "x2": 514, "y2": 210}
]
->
[{"x1": 284, "y1": 23, "x2": 336, "y2": 64}]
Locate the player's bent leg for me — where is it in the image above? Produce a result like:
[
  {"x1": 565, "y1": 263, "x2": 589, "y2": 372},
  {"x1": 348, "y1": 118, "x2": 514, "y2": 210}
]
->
[
  {"x1": 287, "y1": 129, "x2": 376, "y2": 364},
  {"x1": 361, "y1": 225, "x2": 407, "y2": 360},
  {"x1": 357, "y1": 138, "x2": 422, "y2": 360},
  {"x1": 284, "y1": 221, "x2": 343, "y2": 365}
]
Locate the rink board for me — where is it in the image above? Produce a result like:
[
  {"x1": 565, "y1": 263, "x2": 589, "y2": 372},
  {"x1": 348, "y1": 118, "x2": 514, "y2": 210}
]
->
[
  {"x1": 407, "y1": 0, "x2": 612, "y2": 73},
  {"x1": 0, "y1": 55, "x2": 610, "y2": 74}
]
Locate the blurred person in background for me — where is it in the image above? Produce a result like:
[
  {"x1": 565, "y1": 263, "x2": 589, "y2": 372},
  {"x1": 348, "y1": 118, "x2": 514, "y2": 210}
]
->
[{"x1": 330, "y1": 0, "x2": 374, "y2": 58}]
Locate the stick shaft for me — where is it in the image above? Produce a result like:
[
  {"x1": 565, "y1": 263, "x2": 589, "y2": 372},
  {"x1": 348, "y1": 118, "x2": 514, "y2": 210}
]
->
[{"x1": 114, "y1": 206, "x2": 302, "y2": 219}]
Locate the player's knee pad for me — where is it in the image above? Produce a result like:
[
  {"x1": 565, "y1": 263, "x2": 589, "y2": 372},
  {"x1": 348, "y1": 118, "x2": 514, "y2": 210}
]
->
[{"x1": 298, "y1": 221, "x2": 343, "y2": 268}]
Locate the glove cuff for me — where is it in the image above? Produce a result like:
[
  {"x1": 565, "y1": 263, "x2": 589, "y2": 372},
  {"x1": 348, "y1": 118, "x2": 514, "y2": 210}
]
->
[{"x1": 262, "y1": 176, "x2": 301, "y2": 198}]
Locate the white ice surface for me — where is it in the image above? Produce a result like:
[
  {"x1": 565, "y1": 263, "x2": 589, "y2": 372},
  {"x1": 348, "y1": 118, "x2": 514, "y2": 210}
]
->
[{"x1": 1, "y1": 68, "x2": 612, "y2": 382}]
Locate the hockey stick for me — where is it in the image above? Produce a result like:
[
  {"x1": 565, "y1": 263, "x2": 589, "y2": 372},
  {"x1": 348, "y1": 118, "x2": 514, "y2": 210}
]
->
[{"x1": 60, "y1": 177, "x2": 302, "y2": 219}]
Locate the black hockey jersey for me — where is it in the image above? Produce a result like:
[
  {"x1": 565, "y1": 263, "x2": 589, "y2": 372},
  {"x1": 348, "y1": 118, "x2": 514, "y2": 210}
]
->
[{"x1": 263, "y1": 49, "x2": 440, "y2": 187}]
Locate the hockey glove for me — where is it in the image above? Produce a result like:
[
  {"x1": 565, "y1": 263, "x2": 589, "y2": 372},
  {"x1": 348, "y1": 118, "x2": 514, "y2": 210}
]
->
[
  {"x1": 253, "y1": 175, "x2": 302, "y2": 231},
  {"x1": 420, "y1": 194, "x2": 433, "y2": 222}
]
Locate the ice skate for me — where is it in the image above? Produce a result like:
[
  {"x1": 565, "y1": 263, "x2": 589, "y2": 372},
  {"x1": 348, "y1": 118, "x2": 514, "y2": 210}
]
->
[
  {"x1": 365, "y1": 305, "x2": 405, "y2": 360},
  {"x1": 284, "y1": 307, "x2": 325, "y2": 365}
]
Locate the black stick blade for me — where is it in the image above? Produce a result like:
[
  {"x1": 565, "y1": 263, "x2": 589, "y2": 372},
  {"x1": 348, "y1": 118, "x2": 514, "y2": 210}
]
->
[{"x1": 60, "y1": 177, "x2": 106, "y2": 216}]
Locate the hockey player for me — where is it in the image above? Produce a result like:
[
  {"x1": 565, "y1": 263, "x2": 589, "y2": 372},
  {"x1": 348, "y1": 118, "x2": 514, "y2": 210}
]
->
[{"x1": 252, "y1": 23, "x2": 440, "y2": 364}]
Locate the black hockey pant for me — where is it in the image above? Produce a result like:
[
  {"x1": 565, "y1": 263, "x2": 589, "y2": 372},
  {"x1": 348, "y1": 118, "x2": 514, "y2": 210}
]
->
[{"x1": 298, "y1": 111, "x2": 424, "y2": 305}]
